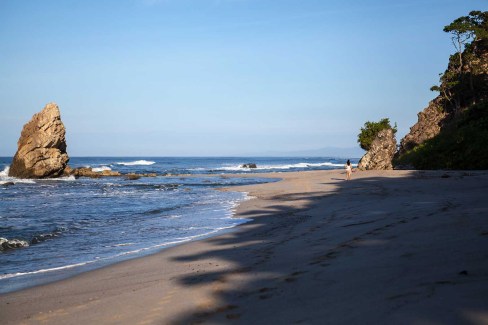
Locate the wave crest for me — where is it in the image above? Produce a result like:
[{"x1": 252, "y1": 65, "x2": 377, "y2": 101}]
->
[
  {"x1": 216, "y1": 161, "x2": 347, "y2": 171},
  {"x1": 92, "y1": 166, "x2": 112, "y2": 172},
  {"x1": 116, "y1": 160, "x2": 155, "y2": 166},
  {"x1": 0, "y1": 166, "x2": 36, "y2": 184}
]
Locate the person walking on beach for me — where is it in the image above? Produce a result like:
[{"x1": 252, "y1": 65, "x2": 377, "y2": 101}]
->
[{"x1": 345, "y1": 159, "x2": 352, "y2": 180}]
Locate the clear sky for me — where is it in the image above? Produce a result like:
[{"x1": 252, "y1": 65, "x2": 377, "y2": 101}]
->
[{"x1": 1, "y1": 0, "x2": 486, "y2": 156}]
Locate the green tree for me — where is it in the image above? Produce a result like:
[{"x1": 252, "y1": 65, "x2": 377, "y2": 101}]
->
[
  {"x1": 357, "y1": 118, "x2": 397, "y2": 151},
  {"x1": 431, "y1": 11, "x2": 488, "y2": 108},
  {"x1": 443, "y1": 11, "x2": 488, "y2": 72}
]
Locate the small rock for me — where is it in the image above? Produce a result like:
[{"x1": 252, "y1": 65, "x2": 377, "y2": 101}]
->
[
  {"x1": 126, "y1": 174, "x2": 141, "y2": 180},
  {"x1": 242, "y1": 163, "x2": 257, "y2": 169},
  {"x1": 0, "y1": 237, "x2": 29, "y2": 250},
  {"x1": 458, "y1": 270, "x2": 469, "y2": 276}
]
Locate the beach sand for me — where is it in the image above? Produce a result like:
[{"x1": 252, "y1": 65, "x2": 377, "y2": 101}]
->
[{"x1": 1, "y1": 169, "x2": 488, "y2": 324}]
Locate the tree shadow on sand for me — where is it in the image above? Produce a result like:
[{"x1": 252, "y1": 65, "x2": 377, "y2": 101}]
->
[{"x1": 168, "y1": 171, "x2": 488, "y2": 324}]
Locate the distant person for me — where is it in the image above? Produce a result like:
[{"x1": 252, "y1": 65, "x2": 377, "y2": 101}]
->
[{"x1": 345, "y1": 159, "x2": 352, "y2": 180}]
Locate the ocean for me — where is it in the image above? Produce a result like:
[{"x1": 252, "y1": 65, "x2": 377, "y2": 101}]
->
[{"x1": 0, "y1": 156, "x2": 358, "y2": 293}]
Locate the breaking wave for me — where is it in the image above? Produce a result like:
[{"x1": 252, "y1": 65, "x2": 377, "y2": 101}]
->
[
  {"x1": 92, "y1": 166, "x2": 112, "y2": 172},
  {"x1": 215, "y1": 161, "x2": 351, "y2": 171},
  {"x1": 116, "y1": 160, "x2": 156, "y2": 166},
  {"x1": 0, "y1": 167, "x2": 36, "y2": 184}
]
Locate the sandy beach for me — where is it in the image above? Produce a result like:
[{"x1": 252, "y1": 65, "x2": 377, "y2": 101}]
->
[{"x1": 1, "y1": 169, "x2": 488, "y2": 324}]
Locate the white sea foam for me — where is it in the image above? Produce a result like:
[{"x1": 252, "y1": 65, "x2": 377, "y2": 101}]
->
[
  {"x1": 112, "y1": 226, "x2": 241, "y2": 258},
  {"x1": 0, "y1": 166, "x2": 9, "y2": 177},
  {"x1": 116, "y1": 160, "x2": 156, "y2": 166},
  {"x1": 36, "y1": 175, "x2": 77, "y2": 182},
  {"x1": 92, "y1": 166, "x2": 112, "y2": 172},
  {"x1": 0, "y1": 225, "x2": 243, "y2": 281},
  {"x1": 104, "y1": 242, "x2": 135, "y2": 248},
  {"x1": 0, "y1": 185, "x2": 251, "y2": 283},
  {"x1": 57, "y1": 175, "x2": 77, "y2": 181},
  {"x1": 0, "y1": 166, "x2": 36, "y2": 184},
  {"x1": 0, "y1": 261, "x2": 93, "y2": 280},
  {"x1": 216, "y1": 161, "x2": 350, "y2": 171}
]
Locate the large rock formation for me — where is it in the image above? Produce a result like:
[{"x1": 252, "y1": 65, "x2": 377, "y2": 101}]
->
[
  {"x1": 397, "y1": 97, "x2": 447, "y2": 156},
  {"x1": 394, "y1": 35, "x2": 488, "y2": 168},
  {"x1": 358, "y1": 128, "x2": 397, "y2": 170},
  {"x1": 9, "y1": 103, "x2": 69, "y2": 178}
]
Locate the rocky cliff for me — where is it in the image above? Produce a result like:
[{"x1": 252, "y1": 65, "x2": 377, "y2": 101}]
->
[
  {"x1": 358, "y1": 128, "x2": 396, "y2": 170},
  {"x1": 9, "y1": 103, "x2": 69, "y2": 178},
  {"x1": 395, "y1": 28, "x2": 488, "y2": 169},
  {"x1": 397, "y1": 98, "x2": 447, "y2": 156},
  {"x1": 398, "y1": 40, "x2": 488, "y2": 156}
]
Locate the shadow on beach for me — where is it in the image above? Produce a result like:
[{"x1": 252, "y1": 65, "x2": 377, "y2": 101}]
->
[{"x1": 168, "y1": 170, "x2": 488, "y2": 324}]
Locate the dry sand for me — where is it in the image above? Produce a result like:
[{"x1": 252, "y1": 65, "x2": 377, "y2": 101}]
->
[{"x1": 1, "y1": 169, "x2": 488, "y2": 324}]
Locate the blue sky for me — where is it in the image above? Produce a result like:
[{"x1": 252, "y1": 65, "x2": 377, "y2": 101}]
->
[{"x1": 1, "y1": 0, "x2": 486, "y2": 156}]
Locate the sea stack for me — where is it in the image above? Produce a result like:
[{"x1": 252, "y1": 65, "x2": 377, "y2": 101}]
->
[
  {"x1": 358, "y1": 128, "x2": 396, "y2": 170},
  {"x1": 9, "y1": 103, "x2": 69, "y2": 178}
]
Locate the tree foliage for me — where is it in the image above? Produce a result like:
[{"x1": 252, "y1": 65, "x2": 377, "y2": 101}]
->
[
  {"x1": 394, "y1": 102, "x2": 488, "y2": 169},
  {"x1": 431, "y1": 11, "x2": 488, "y2": 110},
  {"x1": 443, "y1": 11, "x2": 488, "y2": 55},
  {"x1": 357, "y1": 118, "x2": 397, "y2": 151}
]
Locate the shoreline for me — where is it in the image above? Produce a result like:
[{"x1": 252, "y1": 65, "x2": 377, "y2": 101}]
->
[
  {"x1": 0, "y1": 177, "x2": 270, "y2": 294},
  {"x1": 0, "y1": 172, "x2": 283, "y2": 295},
  {"x1": 2, "y1": 169, "x2": 488, "y2": 324}
]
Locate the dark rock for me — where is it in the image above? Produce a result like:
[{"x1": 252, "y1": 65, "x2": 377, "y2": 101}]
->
[
  {"x1": 31, "y1": 234, "x2": 55, "y2": 244},
  {"x1": 242, "y1": 163, "x2": 257, "y2": 169},
  {"x1": 9, "y1": 103, "x2": 69, "y2": 178},
  {"x1": 358, "y1": 128, "x2": 397, "y2": 170},
  {"x1": 0, "y1": 237, "x2": 29, "y2": 250}
]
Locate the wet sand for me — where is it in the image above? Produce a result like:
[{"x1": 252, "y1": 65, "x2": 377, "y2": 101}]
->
[{"x1": 1, "y1": 169, "x2": 488, "y2": 324}]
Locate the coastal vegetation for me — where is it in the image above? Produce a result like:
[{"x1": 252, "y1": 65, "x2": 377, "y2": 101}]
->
[
  {"x1": 393, "y1": 10, "x2": 488, "y2": 169},
  {"x1": 395, "y1": 101, "x2": 488, "y2": 169},
  {"x1": 357, "y1": 118, "x2": 397, "y2": 151}
]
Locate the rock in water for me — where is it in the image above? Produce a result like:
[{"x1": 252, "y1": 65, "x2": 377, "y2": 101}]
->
[
  {"x1": 0, "y1": 237, "x2": 29, "y2": 250},
  {"x1": 9, "y1": 103, "x2": 69, "y2": 178},
  {"x1": 241, "y1": 163, "x2": 257, "y2": 169},
  {"x1": 358, "y1": 128, "x2": 396, "y2": 170}
]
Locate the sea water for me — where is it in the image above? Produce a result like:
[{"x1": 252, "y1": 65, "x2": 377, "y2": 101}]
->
[{"x1": 0, "y1": 157, "x2": 357, "y2": 293}]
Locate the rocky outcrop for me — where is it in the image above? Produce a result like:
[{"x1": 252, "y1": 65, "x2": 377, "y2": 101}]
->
[
  {"x1": 65, "y1": 167, "x2": 121, "y2": 178},
  {"x1": 358, "y1": 128, "x2": 397, "y2": 170},
  {"x1": 397, "y1": 97, "x2": 447, "y2": 156},
  {"x1": 63, "y1": 167, "x2": 158, "y2": 179},
  {"x1": 9, "y1": 103, "x2": 69, "y2": 178},
  {"x1": 241, "y1": 163, "x2": 257, "y2": 169},
  {"x1": 0, "y1": 237, "x2": 29, "y2": 251},
  {"x1": 395, "y1": 37, "x2": 488, "y2": 166}
]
